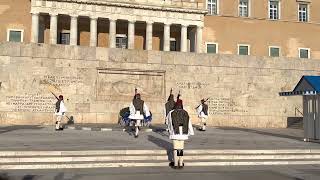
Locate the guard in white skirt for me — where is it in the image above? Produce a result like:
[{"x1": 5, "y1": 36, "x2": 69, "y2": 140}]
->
[
  {"x1": 196, "y1": 98, "x2": 209, "y2": 131},
  {"x1": 129, "y1": 93, "x2": 150, "y2": 138},
  {"x1": 55, "y1": 95, "x2": 67, "y2": 131},
  {"x1": 167, "y1": 99, "x2": 194, "y2": 169}
]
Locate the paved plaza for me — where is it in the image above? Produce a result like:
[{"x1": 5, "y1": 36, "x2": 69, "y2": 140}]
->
[
  {"x1": 0, "y1": 125, "x2": 318, "y2": 151},
  {"x1": 1, "y1": 165, "x2": 320, "y2": 180},
  {"x1": 0, "y1": 125, "x2": 320, "y2": 179}
]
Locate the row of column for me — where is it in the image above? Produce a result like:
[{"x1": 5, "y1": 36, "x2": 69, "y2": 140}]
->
[{"x1": 31, "y1": 13, "x2": 203, "y2": 53}]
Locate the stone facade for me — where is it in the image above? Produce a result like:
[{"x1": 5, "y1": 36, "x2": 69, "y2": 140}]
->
[
  {"x1": 1, "y1": 42, "x2": 320, "y2": 127},
  {"x1": 2, "y1": 0, "x2": 320, "y2": 58},
  {"x1": 30, "y1": 0, "x2": 205, "y2": 52}
]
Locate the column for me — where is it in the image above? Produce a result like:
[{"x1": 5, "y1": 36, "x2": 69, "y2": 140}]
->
[
  {"x1": 90, "y1": 17, "x2": 98, "y2": 47},
  {"x1": 180, "y1": 24, "x2": 188, "y2": 52},
  {"x1": 109, "y1": 18, "x2": 116, "y2": 48},
  {"x1": 49, "y1": 13, "x2": 58, "y2": 44},
  {"x1": 189, "y1": 28, "x2": 196, "y2": 52},
  {"x1": 128, "y1": 20, "x2": 135, "y2": 49},
  {"x1": 31, "y1": 13, "x2": 39, "y2": 43},
  {"x1": 163, "y1": 23, "x2": 171, "y2": 51},
  {"x1": 196, "y1": 25, "x2": 203, "y2": 53},
  {"x1": 146, "y1": 21, "x2": 153, "y2": 51},
  {"x1": 70, "y1": 15, "x2": 78, "y2": 46}
]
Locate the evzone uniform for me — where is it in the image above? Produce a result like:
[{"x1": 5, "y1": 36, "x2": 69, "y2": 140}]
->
[
  {"x1": 196, "y1": 99, "x2": 209, "y2": 131},
  {"x1": 55, "y1": 95, "x2": 67, "y2": 131},
  {"x1": 164, "y1": 93, "x2": 175, "y2": 125},
  {"x1": 167, "y1": 99, "x2": 194, "y2": 169},
  {"x1": 129, "y1": 93, "x2": 150, "y2": 138}
]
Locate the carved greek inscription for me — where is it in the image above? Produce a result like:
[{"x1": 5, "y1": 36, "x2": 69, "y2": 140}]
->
[
  {"x1": 40, "y1": 75, "x2": 83, "y2": 86},
  {"x1": 6, "y1": 94, "x2": 55, "y2": 112},
  {"x1": 176, "y1": 82, "x2": 209, "y2": 89},
  {"x1": 207, "y1": 98, "x2": 247, "y2": 115}
]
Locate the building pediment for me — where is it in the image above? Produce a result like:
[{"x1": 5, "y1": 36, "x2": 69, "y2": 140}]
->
[{"x1": 43, "y1": 0, "x2": 207, "y2": 14}]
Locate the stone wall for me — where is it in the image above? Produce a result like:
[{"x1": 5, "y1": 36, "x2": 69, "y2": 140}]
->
[{"x1": 1, "y1": 42, "x2": 320, "y2": 127}]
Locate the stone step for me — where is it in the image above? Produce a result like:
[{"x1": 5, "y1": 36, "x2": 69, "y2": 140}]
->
[
  {"x1": 1, "y1": 149, "x2": 320, "y2": 169},
  {"x1": 1, "y1": 160, "x2": 320, "y2": 170},
  {"x1": 1, "y1": 149, "x2": 320, "y2": 157},
  {"x1": 2, "y1": 154, "x2": 320, "y2": 164}
]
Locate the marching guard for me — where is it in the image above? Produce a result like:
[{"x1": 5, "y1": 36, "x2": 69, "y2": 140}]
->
[
  {"x1": 164, "y1": 88, "x2": 176, "y2": 125},
  {"x1": 167, "y1": 94, "x2": 194, "y2": 169},
  {"x1": 196, "y1": 98, "x2": 209, "y2": 131},
  {"x1": 129, "y1": 89, "x2": 151, "y2": 138},
  {"x1": 55, "y1": 95, "x2": 67, "y2": 131}
]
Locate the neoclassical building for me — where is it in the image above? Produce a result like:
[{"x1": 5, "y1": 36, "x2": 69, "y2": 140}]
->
[{"x1": 1, "y1": 0, "x2": 320, "y2": 59}]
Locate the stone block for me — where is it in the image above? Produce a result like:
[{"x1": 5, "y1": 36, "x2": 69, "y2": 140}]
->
[
  {"x1": 0, "y1": 42, "x2": 21, "y2": 56},
  {"x1": 48, "y1": 45, "x2": 68, "y2": 59},
  {"x1": 74, "y1": 46, "x2": 96, "y2": 61},
  {"x1": 75, "y1": 103, "x2": 90, "y2": 112},
  {"x1": 108, "y1": 48, "x2": 124, "y2": 62},
  {"x1": 82, "y1": 113, "x2": 97, "y2": 123},
  {"x1": 148, "y1": 50, "x2": 161, "y2": 64},
  {"x1": 76, "y1": 85, "x2": 92, "y2": 95},
  {"x1": 193, "y1": 53, "x2": 211, "y2": 66},
  {"x1": 161, "y1": 52, "x2": 175, "y2": 65},
  {"x1": 90, "y1": 103, "x2": 107, "y2": 113},
  {"x1": 39, "y1": 57, "x2": 56, "y2": 67},
  {"x1": 20, "y1": 43, "x2": 33, "y2": 57},
  {"x1": 31, "y1": 43, "x2": 50, "y2": 58},
  {"x1": 55, "y1": 59, "x2": 99, "y2": 69},
  {"x1": 96, "y1": 47, "x2": 109, "y2": 61},
  {"x1": 173, "y1": 52, "x2": 187, "y2": 65},
  {"x1": 96, "y1": 113, "x2": 110, "y2": 123},
  {"x1": 0, "y1": 56, "x2": 10, "y2": 65},
  {"x1": 120, "y1": 49, "x2": 148, "y2": 63}
]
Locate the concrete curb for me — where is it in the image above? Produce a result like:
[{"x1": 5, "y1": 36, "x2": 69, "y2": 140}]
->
[
  {"x1": 1, "y1": 161, "x2": 320, "y2": 170},
  {"x1": 2, "y1": 155, "x2": 320, "y2": 163},
  {"x1": 65, "y1": 125, "x2": 167, "y2": 133},
  {"x1": 1, "y1": 149, "x2": 320, "y2": 157}
]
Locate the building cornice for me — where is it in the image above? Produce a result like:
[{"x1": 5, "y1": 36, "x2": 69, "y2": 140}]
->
[{"x1": 51, "y1": 0, "x2": 207, "y2": 14}]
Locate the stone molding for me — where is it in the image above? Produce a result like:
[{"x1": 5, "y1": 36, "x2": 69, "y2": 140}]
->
[
  {"x1": 46, "y1": 0, "x2": 207, "y2": 14},
  {"x1": 31, "y1": 0, "x2": 205, "y2": 26}
]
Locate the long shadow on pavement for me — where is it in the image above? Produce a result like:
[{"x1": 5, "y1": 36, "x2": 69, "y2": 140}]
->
[
  {"x1": 0, "y1": 125, "x2": 44, "y2": 134},
  {"x1": 148, "y1": 135, "x2": 173, "y2": 161}
]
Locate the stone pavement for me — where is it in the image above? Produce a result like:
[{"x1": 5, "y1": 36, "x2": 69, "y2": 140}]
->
[
  {"x1": 3, "y1": 165, "x2": 320, "y2": 180},
  {"x1": 0, "y1": 125, "x2": 319, "y2": 151}
]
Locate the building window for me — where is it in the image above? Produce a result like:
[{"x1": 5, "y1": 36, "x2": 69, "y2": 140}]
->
[
  {"x1": 116, "y1": 34, "x2": 127, "y2": 49},
  {"x1": 239, "y1": 0, "x2": 249, "y2": 17},
  {"x1": 269, "y1": 0, "x2": 280, "y2": 20},
  {"x1": 269, "y1": 46, "x2": 280, "y2": 57},
  {"x1": 298, "y1": 4, "x2": 308, "y2": 22},
  {"x1": 299, "y1": 48, "x2": 310, "y2": 59},
  {"x1": 59, "y1": 33, "x2": 70, "y2": 45},
  {"x1": 207, "y1": 0, "x2": 218, "y2": 15},
  {"x1": 238, "y1": 44, "x2": 250, "y2": 55},
  {"x1": 170, "y1": 39, "x2": 177, "y2": 51},
  {"x1": 206, "y1": 42, "x2": 218, "y2": 54},
  {"x1": 7, "y1": 29, "x2": 24, "y2": 42}
]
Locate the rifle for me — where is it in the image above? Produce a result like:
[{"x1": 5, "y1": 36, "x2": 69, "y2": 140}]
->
[
  {"x1": 51, "y1": 92, "x2": 59, "y2": 100},
  {"x1": 177, "y1": 90, "x2": 181, "y2": 101},
  {"x1": 195, "y1": 97, "x2": 210, "y2": 109},
  {"x1": 51, "y1": 92, "x2": 71, "y2": 121}
]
